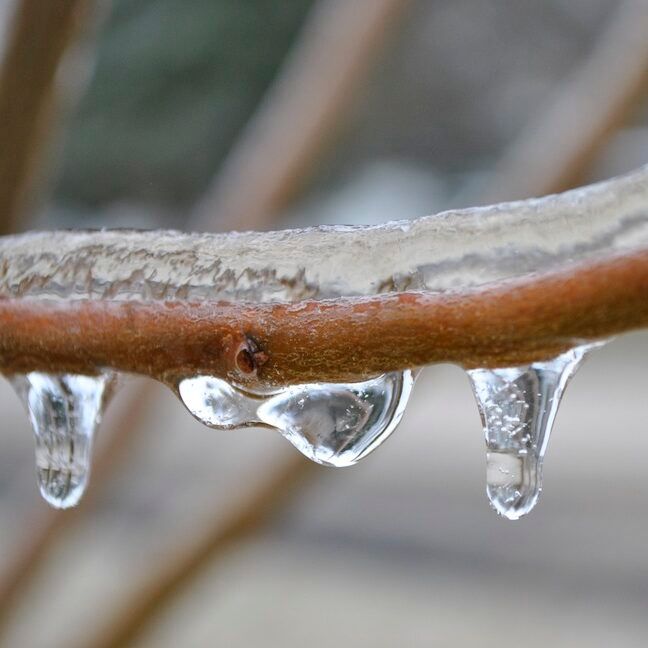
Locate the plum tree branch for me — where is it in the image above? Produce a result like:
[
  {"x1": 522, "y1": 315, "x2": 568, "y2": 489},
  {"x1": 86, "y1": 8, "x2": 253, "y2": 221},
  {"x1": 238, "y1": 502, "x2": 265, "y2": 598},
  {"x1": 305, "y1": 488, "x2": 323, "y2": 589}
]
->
[
  {"x1": 192, "y1": 0, "x2": 411, "y2": 231},
  {"x1": 0, "y1": 0, "x2": 94, "y2": 234},
  {"x1": 484, "y1": 0, "x2": 648, "y2": 202},
  {"x1": 1, "y1": 166, "x2": 648, "y2": 383}
]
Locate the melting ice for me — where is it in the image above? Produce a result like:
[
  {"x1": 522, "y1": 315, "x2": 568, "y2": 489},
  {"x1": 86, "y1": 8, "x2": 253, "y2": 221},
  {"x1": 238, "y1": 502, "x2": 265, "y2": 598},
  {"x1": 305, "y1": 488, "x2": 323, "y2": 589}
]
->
[
  {"x1": 467, "y1": 342, "x2": 604, "y2": 520},
  {"x1": 177, "y1": 371, "x2": 414, "y2": 467},
  {"x1": 11, "y1": 372, "x2": 116, "y2": 509},
  {"x1": 6, "y1": 338, "x2": 606, "y2": 519}
]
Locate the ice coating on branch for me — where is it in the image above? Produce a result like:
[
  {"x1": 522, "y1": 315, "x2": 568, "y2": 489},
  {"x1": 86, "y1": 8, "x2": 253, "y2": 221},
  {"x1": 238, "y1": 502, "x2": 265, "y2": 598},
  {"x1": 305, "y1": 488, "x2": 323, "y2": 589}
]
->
[
  {"x1": 0, "y1": 166, "x2": 646, "y2": 302},
  {"x1": 467, "y1": 342, "x2": 604, "y2": 520},
  {"x1": 11, "y1": 372, "x2": 116, "y2": 508},
  {"x1": 176, "y1": 371, "x2": 413, "y2": 466}
]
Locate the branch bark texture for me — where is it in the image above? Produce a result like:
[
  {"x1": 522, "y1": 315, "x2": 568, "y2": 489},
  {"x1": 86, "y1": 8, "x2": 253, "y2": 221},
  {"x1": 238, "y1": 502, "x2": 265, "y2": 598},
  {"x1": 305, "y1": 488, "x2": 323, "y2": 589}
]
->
[{"x1": 1, "y1": 166, "x2": 648, "y2": 384}]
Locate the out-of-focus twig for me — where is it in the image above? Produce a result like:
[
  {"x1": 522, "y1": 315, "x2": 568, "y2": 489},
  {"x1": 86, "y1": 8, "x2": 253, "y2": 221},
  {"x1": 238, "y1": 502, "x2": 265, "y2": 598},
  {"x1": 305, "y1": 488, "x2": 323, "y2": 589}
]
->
[
  {"x1": 83, "y1": 454, "x2": 314, "y2": 648},
  {"x1": 0, "y1": 0, "x2": 93, "y2": 234},
  {"x1": 484, "y1": 0, "x2": 648, "y2": 203},
  {"x1": 192, "y1": 0, "x2": 411, "y2": 232},
  {"x1": 0, "y1": 0, "x2": 412, "y2": 641}
]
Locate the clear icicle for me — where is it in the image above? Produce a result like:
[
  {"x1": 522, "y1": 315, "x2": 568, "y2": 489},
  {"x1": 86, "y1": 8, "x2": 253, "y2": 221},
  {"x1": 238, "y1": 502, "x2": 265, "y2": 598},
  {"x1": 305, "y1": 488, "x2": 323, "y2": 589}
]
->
[
  {"x1": 467, "y1": 342, "x2": 604, "y2": 520},
  {"x1": 176, "y1": 371, "x2": 414, "y2": 467},
  {"x1": 11, "y1": 372, "x2": 116, "y2": 509}
]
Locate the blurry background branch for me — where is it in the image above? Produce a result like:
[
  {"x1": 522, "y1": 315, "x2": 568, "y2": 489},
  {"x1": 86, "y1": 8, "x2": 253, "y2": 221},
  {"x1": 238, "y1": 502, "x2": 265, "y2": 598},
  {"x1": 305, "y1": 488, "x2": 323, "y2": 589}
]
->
[
  {"x1": 85, "y1": 453, "x2": 315, "y2": 648},
  {"x1": 0, "y1": 0, "x2": 97, "y2": 234},
  {"x1": 0, "y1": 0, "x2": 107, "y2": 636},
  {"x1": 192, "y1": 0, "x2": 411, "y2": 232},
  {"x1": 483, "y1": 0, "x2": 648, "y2": 203}
]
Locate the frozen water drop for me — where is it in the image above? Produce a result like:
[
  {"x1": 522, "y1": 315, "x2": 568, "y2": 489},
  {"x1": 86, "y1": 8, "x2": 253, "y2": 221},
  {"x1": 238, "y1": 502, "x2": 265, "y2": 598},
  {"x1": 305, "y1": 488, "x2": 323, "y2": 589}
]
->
[
  {"x1": 258, "y1": 371, "x2": 414, "y2": 467},
  {"x1": 10, "y1": 372, "x2": 116, "y2": 509},
  {"x1": 176, "y1": 375, "x2": 259, "y2": 429},
  {"x1": 468, "y1": 342, "x2": 604, "y2": 520},
  {"x1": 175, "y1": 371, "x2": 414, "y2": 467}
]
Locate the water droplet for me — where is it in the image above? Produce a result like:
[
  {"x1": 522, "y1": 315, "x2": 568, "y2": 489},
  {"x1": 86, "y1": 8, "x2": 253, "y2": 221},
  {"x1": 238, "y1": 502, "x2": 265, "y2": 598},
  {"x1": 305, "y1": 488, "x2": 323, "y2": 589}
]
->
[
  {"x1": 11, "y1": 372, "x2": 116, "y2": 509},
  {"x1": 467, "y1": 343, "x2": 603, "y2": 520},
  {"x1": 258, "y1": 372, "x2": 414, "y2": 466},
  {"x1": 175, "y1": 371, "x2": 414, "y2": 467},
  {"x1": 176, "y1": 375, "x2": 259, "y2": 429}
]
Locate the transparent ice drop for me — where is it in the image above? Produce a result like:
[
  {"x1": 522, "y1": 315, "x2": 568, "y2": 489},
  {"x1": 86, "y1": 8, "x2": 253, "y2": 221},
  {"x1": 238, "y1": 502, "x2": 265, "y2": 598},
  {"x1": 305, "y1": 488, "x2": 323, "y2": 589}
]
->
[
  {"x1": 176, "y1": 371, "x2": 414, "y2": 467},
  {"x1": 177, "y1": 375, "x2": 259, "y2": 429},
  {"x1": 11, "y1": 372, "x2": 116, "y2": 509},
  {"x1": 467, "y1": 343, "x2": 603, "y2": 520},
  {"x1": 258, "y1": 372, "x2": 414, "y2": 466}
]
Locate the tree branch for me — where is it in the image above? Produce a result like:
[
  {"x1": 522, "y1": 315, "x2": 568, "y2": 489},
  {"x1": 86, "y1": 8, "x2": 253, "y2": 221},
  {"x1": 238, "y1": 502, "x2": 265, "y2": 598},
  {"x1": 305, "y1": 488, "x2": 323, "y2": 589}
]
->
[
  {"x1": 192, "y1": 0, "x2": 410, "y2": 232},
  {"x1": 85, "y1": 454, "x2": 314, "y2": 648},
  {"x1": 484, "y1": 0, "x2": 648, "y2": 202},
  {"x1": 0, "y1": 0, "x2": 93, "y2": 233},
  {"x1": 2, "y1": 165, "x2": 648, "y2": 383}
]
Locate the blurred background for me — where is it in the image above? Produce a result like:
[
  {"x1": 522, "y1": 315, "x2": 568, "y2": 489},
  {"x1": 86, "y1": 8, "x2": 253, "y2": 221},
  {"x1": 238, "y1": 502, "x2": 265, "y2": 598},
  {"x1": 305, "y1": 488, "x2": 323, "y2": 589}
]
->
[{"x1": 0, "y1": 1, "x2": 648, "y2": 646}]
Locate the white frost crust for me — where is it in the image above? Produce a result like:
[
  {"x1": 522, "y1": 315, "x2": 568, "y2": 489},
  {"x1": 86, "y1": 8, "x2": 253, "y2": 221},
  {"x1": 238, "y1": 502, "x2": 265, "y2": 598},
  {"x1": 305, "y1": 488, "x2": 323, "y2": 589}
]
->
[{"x1": 1, "y1": 165, "x2": 647, "y2": 302}]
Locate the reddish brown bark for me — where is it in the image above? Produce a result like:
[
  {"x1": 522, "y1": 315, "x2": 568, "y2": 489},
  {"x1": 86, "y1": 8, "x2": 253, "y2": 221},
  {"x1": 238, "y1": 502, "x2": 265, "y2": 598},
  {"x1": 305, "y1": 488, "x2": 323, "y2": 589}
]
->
[{"x1": 1, "y1": 249, "x2": 646, "y2": 385}]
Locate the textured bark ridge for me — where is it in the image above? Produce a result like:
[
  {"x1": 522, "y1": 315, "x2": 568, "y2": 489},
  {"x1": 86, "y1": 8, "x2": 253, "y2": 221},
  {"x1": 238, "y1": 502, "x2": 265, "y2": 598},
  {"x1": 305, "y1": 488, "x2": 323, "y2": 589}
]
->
[{"x1": 0, "y1": 165, "x2": 647, "y2": 386}]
